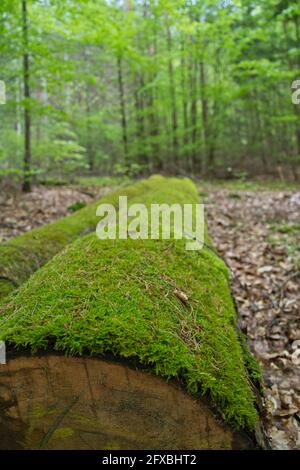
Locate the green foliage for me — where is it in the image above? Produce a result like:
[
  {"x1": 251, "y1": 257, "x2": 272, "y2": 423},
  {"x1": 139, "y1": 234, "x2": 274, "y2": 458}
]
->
[
  {"x1": 1, "y1": 0, "x2": 299, "y2": 180},
  {"x1": 113, "y1": 162, "x2": 146, "y2": 178}
]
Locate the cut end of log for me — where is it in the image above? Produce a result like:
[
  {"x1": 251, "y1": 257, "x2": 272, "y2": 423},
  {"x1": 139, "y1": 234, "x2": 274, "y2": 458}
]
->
[{"x1": 0, "y1": 354, "x2": 255, "y2": 450}]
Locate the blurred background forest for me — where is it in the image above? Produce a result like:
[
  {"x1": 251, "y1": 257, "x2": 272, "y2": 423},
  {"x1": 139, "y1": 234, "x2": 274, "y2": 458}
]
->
[{"x1": 0, "y1": 0, "x2": 300, "y2": 191}]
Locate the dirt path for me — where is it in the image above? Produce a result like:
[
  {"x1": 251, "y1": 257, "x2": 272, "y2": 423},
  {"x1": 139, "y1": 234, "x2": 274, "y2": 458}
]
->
[
  {"x1": 203, "y1": 187, "x2": 300, "y2": 449},
  {"x1": 0, "y1": 183, "x2": 299, "y2": 448}
]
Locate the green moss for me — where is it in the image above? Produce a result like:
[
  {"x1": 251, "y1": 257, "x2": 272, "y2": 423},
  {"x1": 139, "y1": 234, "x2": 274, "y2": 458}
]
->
[
  {"x1": 0, "y1": 279, "x2": 15, "y2": 298},
  {"x1": 51, "y1": 428, "x2": 75, "y2": 440},
  {"x1": 67, "y1": 201, "x2": 87, "y2": 213},
  {"x1": 104, "y1": 441, "x2": 121, "y2": 450},
  {"x1": 0, "y1": 176, "x2": 164, "y2": 301},
  {"x1": 0, "y1": 177, "x2": 259, "y2": 430}
]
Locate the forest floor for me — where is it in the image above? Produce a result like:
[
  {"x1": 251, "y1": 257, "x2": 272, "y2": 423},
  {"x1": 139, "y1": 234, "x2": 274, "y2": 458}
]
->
[
  {"x1": 0, "y1": 183, "x2": 112, "y2": 242},
  {"x1": 0, "y1": 178, "x2": 299, "y2": 449},
  {"x1": 201, "y1": 182, "x2": 300, "y2": 450}
]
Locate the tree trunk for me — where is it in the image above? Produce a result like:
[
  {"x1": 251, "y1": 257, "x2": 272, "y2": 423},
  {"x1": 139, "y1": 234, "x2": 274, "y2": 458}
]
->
[
  {"x1": 22, "y1": 0, "x2": 31, "y2": 193},
  {"x1": 134, "y1": 74, "x2": 147, "y2": 169},
  {"x1": 167, "y1": 25, "x2": 178, "y2": 169},
  {"x1": 146, "y1": 18, "x2": 161, "y2": 173},
  {"x1": 200, "y1": 61, "x2": 212, "y2": 174},
  {"x1": 190, "y1": 55, "x2": 197, "y2": 171},
  {"x1": 117, "y1": 55, "x2": 128, "y2": 162},
  {"x1": 83, "y1": 49, "x2": 93, "y2": 173},
  {"x1": 181, "y1": 40, "x2": 190, "y2": 172}
]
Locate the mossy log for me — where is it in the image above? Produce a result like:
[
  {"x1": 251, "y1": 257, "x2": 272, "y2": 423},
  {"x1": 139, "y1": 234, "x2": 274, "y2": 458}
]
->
[
  {"x1": 0, "y1": 354, "x2": 256, "y2": 450},
  {"x1": 0, "y1": 176, "x2": 162, "y2": 300},
  {"x1": 0, "y1": 177, "x2": 265, "y2": 449}
]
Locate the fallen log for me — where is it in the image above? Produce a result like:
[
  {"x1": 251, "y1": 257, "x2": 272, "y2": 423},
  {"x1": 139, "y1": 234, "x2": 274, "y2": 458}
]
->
[
  {"x1": 0, "y1": 176, "x2": 164, "y2": 300},
  {"x1": 0, "y1": 177, "x2": 264, "y2": 449}
]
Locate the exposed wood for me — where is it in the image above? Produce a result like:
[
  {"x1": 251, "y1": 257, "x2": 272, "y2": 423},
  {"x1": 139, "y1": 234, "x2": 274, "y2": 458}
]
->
[{"x1": 0, "y1": 354, "x2": 256, "y2": 450}]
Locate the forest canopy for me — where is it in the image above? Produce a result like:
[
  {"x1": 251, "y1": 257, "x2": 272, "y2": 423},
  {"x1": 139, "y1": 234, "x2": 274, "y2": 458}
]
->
[{"x1": 0, "y1": 0, "x2": 300, "y2": 188}]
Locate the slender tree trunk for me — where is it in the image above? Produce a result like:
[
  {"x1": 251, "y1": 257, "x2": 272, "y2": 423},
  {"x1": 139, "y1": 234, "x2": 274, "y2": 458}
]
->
[
  {"x1": 85, "y1": 85, "x2": 93, "y2": 173},
  {"x1": 15, "y1": 77, "x2": 22, "y2": 164},
  {"x1": 200, "y1": 61, "x2": 212, "y2": 174},
  {"x1": 190, "y1": 56, "x2": 197, "y2": 172},
  {"x1": 134, "y1": 74, "x2": 147, "y2": 170},
  {"x1": 251, "y1": 88, "x2": 268, "y2": 171},
  {"x1": 146, "y1": 12, "x2": 161, "y2": 172},
  {"x1": 181, "y1": 41, "x2": 190, "y2": 172},
  {"x1": 167, "y1": 25, "x2": 178, "y2": 169},
  {"x1": 117, "y1": 55, "x2": 128, "y2": 162},
  {"x1": 148, "y1": 87, "x2": 162, "y2": 171},
  {"x1": 84, "y1": 50, "x2": 93, "y2": 173},
  {"x1": 22, "y1": 0, "x2": 31, "y2": 193}
]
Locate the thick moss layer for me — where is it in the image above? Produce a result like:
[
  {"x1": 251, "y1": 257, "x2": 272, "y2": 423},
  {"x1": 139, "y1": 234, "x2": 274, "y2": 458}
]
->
[
  {"x1": 0, "y1": 176, "x2": 164, "y2": 300},
  {"x1": 0, "y1": 177, "x2": 259, "y2": 430}
]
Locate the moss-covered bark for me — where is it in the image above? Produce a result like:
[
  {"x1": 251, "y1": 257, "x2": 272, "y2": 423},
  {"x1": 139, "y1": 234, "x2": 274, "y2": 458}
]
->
[
  {"x1": 0, "y1": 176, "x2": 163, "y2": 300},
  {"x1": 0, "y1": 177, "x2": 259, "y2": 430}
]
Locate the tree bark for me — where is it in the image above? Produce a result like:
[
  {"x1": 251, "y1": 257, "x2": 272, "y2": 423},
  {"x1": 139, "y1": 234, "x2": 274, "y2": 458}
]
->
[
  {"x1": 167, "y1": 25, "x2": 179, "y2": 168},
  {"x1": 200, "y1": 61, "x2": 212, "y2": 174},
  {"x1": 22, "y1": 0, "x2": 31, "y2": 193},
  {"x1": 83, "y1": 49, "x2": 94, "y2": 173},
  {"x1": 190, "y1": 55, "x2": 197, "y2": 171},
  {"x1": 134, "y1": 74, "x2": 147, "y2": 169},
  {"x1": 180, "y1": 41, "x2": 190, "y2": 171},
  {"x1": 117, "y1": 55, "x2": 128, "y2": 162}
]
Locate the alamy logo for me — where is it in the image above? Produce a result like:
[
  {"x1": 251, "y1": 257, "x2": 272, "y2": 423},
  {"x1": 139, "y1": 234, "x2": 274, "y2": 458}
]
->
[
  {"x1": 0, "y1": 81, "x2": 6, "y2": 105},
  {"x1": 0, "y1": 341, "x2": 6, "y2": 365},
  {"x1": 96, "y1": 196, "x2": 205, "y2": 251},
  {"x1": 292, "y1": 80, "x2": 300, "y2": 105}
]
